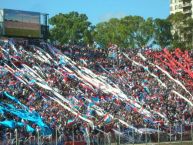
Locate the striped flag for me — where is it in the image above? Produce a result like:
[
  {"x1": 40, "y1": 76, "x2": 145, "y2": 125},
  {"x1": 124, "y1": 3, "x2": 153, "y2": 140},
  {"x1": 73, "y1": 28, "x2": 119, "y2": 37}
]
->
[{"x1": 104, "y1": 113, "x2": 111, "y2": 124}]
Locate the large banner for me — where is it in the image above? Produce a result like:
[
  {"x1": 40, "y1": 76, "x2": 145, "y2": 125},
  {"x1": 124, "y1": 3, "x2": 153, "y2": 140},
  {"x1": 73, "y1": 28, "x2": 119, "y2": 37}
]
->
[{"x1": 4, "y1": 9, "x2": 41, "y2": 38}]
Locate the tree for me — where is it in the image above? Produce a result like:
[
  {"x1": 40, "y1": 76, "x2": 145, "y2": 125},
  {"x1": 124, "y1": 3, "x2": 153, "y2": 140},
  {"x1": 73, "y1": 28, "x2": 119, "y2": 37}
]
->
[
  {"x1": 167, "y1": 12, "x2": 193, "y2": 50},
  {"x1": 154, "y1": 18, "x2": 172, "y2": 48},
  {"x1": 135, "y1": 17, "x2": 154, "y2": 48},
  {"x1": 49, "y1": 12, "x2": 93, "y2": 46},
  {"x1": 120, "y1": 16, "x2": 140, "y2": 48},
  {"x1": 94, "y1": 21, "x2": 111, "y2": 48},
  {"x1": 120, "y1": 16, "x2": 154, "y2": 48},
  {"x1": 49, "y1": 11, "x2": 193, "y2": 50},
  {"x1": 167, "y1": 12, "x2": 185, "y2": 49},
  {"x1": 94, "y1": 18, "x2": 126, "y2": 48},
  {"x1": 182, "y1": 18, "x2": 193, "y2": 50},
  {"x1": 94, "y1": 16, "x2": 155, "y2": 49}
]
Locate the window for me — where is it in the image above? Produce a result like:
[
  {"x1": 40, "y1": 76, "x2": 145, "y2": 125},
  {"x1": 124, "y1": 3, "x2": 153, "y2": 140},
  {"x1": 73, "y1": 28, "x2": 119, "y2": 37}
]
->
[
  {"x1": 4, "y1": 9, "x2": 40, "y2": 24},
  {"x1": 4, "y1": 9, "x2": 41, "y2": 37}
]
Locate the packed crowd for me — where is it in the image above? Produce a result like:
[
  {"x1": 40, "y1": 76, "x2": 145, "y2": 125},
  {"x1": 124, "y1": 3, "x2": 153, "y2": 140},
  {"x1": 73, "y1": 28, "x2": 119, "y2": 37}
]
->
[{"x1": 0, "y1": 39, "x2": 193, "y2": 144}]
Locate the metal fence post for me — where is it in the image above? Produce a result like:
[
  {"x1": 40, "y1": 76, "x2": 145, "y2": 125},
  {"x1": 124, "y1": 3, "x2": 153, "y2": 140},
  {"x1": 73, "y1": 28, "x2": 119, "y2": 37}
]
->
[
  {"x1": 132, "y1": 128, "x2": 135, "y2": 145},
  {"x1": 104, "y1": 135, "x2": 106, "y2": 145},
  {"x1": 97, "y1": 134, "x2": 100, "y2": 145},
  {"x1": 104, "y1": 134, "x2": 105, "y2": 145},
  {"x1": 55, "y1": 127, "x2": 58, "y2": 145},
  {"x1": 89, "y1": 131, "x2": 91, "y2": 145},
  {"x1": 158, "y1": 124, "x2": 160, "y2": 145},
  {"x1": 10, "y1": 132, "x2": 12, "y2": 141},
  {"x1": 40, "y1": 135, "x2": 42, "y2": 145},
  {"x1": 109, "y1": 132, "x2": 111, "y2": 145},
  {"x1": 180, "y1": 124, "x2": 182, "y2": 145},
  {"x1": 170, "y1": 124, "x2": 172, "y2": 143},
  {"x1": 145, "y1": 125, "x2": 147, "y2": 145},
  {"x1": 72, "y1": 130, "x2": 75, "y2": 145},
  {"x1": 15, "y1": 129, "x2": 18, "y2": 145},
  {"x1": 37, "y1": 129, "x2": 40, "y2": 145},
  {"x1": 34, "y1": 135, "x2": 36, "y2": 143},
  {"x1": 50, "y1": 134, "x2": 53, "y2": 145},
  {"x1": 18, "y1": 131, "x2": 20, "y2": 145},
  {"x1": 30, "y1": 135, "x2": 32, "y2": 145},
  {"x1": 174, "y1": 123, "x2": 177, "y2": 141},
  {"x1": 30, "y1": 135, "x2": 34, "y2": 145},
  {"x1": 191, "y1": 123, "x2": 193, "y2": 144},
  {"x1": 118, "y1": 123, "x2": 120, "y2": 145}
]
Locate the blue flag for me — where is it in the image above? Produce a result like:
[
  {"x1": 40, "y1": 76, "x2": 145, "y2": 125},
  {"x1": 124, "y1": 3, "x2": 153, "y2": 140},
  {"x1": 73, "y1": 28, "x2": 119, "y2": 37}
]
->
[
  {"x1": 16, "y1": 122, "x2": 24, "y2": 127},
  {"x1": 0, "y1": 120, "x2": 15, "y2": 128},
  {"x1": 26, "y1": 125, "x2": 35, "y2": 133},
  {"x1": 1, "y1": 92, "x2": 52, "y2": 136}
]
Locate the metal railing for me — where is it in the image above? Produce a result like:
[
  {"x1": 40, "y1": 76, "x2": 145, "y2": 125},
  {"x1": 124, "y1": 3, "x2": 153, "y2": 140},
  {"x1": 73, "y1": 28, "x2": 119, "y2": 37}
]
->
[{"x1": 0, "y1": 123, "x2": 193, "y2": 145}]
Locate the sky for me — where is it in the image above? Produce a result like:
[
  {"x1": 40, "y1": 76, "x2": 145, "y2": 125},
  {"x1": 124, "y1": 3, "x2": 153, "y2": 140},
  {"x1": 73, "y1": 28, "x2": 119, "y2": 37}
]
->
[{"x1": 1, "y1": 0, "x2": 170, "y2": 24}]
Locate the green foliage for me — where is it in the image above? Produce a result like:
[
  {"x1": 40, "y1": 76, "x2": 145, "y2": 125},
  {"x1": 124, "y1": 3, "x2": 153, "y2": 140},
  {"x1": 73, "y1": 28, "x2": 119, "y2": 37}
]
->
[
  {"x1": 154, "y1": 18, "x2": 172, "y2": 48},
  {"x1": 94, "y1": 16, "x2": 154, "y2": 48},
  {"x1": 49, "y1": 11, "x2": 93, "y2": 46},
  {"x1": 94, "y1": 18, "x2": 124, "y2": 48},
  {"x1": 49, "y1": 11, "x2": 193, "y2": 50},
  {"x1": 167, "y1": 12, "x2": 193, "y2": 50},
  {"x1": 182, "y1": 18, "x2": 193, "y2": 50}
]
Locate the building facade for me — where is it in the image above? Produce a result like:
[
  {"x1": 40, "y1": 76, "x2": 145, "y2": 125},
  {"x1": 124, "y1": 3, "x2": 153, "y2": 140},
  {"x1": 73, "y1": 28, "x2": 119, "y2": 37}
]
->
[{"x1": 170, "y1": 0, "x2": 193, "y2": 18}]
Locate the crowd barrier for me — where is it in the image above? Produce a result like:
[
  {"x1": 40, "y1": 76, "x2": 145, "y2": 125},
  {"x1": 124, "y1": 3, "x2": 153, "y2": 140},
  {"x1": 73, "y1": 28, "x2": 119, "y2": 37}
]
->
[{"x1": 0, "y1": 124, "x2": 193, "y2": 145}]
